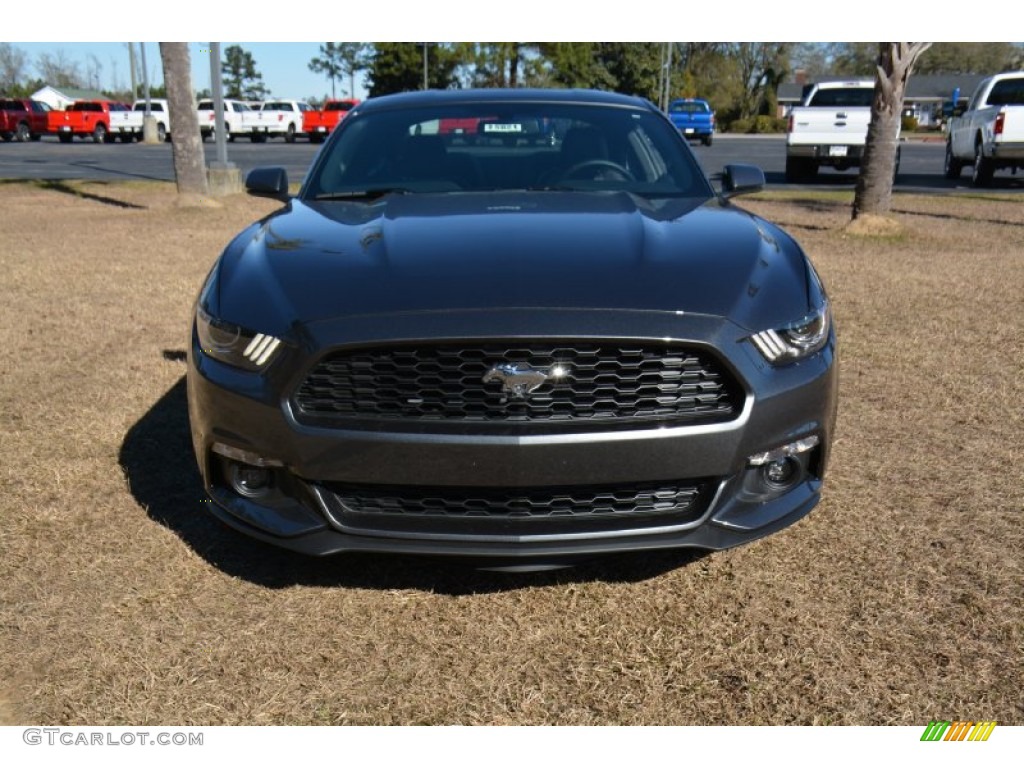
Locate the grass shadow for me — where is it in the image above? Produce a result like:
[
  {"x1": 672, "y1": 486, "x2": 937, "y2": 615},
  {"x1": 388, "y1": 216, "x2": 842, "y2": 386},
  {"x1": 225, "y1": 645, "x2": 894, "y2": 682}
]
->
[
  {"x1": 119, "y1": 375, "x2": 706, "y2": 595},
  {"x1": 36, "y1": 179, "x2": 147, "y2": 209}
]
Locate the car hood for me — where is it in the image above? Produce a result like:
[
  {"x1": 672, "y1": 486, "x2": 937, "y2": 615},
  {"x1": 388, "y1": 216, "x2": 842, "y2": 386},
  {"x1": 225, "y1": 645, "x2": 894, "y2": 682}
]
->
[{"x1": 213, "y1": 191, "x2": 815, "y2": 335}]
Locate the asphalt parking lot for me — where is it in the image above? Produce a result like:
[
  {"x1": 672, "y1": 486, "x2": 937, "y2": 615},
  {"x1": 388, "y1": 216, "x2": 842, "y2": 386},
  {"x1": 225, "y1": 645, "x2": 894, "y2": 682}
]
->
[{"x1": 2, "y1": 134, "x2": 1023, "y2": 193}]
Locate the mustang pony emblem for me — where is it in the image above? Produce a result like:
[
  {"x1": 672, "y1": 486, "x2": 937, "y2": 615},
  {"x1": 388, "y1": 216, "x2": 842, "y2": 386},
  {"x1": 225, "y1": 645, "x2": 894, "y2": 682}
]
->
[{"x1": 482, "y1": 363, "x2": 569, "y2": 399}]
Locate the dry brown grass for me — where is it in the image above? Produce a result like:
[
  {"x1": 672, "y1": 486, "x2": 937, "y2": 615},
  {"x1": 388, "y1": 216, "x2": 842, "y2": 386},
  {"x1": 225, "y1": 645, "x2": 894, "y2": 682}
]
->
[{"x1": 1, "y1": 180, "x2": 1021, "y2": 725}]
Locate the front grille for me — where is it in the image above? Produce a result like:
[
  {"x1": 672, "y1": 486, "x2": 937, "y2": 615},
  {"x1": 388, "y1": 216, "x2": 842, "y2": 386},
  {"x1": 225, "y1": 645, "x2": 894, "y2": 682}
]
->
[
  {"x1": 317, "y1": 478, "x2": 716, "y2": 539},
  {"x1": 294, "y1": 342, "x2": 741, "y2": 427}
]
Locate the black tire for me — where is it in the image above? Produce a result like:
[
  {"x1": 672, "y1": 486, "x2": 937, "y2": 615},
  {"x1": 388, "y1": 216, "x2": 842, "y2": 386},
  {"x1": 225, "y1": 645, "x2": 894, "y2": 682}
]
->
[
  {"x1": 16, "y1": 122, "x2": 31, "y2": 142},
  {"x1": 58, "y1": 133, "x2": 73, "y2": 143},
  {"x1": 971, "y1": 139, "x2": 994, "y2": 187},
  {"x1": 284, "y1": 123, "x2": 296, "y2": 143},
  {"x1": 157, "y1": 122, "x2": 167, "y2": 142},
  {"x1": 785, "y1": 157, "x2": 815, "y2": 183},
  {"x1": 0, "y1": 132, "x2": 12, "y2": 142},
  {"x1": 702, "y1": 134, "x2": 713, "y2": 147},
  {"x1": 943, "y1": 142, "x2": 963, "y2": 180},
  {"x1": 309, "y1": 133, "x2": 324, "y2": 144},
  {"x1": 92, "y1": 123, "x2": 107, "y2": 144}
]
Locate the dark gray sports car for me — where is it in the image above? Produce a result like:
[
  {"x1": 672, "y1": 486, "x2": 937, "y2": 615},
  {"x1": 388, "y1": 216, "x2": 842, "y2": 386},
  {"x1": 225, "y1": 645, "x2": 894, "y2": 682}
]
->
[{"x1": 187, "y1": 89, "x2": 837, "y2": 568}]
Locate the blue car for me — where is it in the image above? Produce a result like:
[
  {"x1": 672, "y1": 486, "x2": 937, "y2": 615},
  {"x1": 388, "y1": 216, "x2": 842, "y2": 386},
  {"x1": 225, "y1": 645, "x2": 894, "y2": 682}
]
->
[{"x1": 668, "y1": 98, "x2": 715, "y2": 146}]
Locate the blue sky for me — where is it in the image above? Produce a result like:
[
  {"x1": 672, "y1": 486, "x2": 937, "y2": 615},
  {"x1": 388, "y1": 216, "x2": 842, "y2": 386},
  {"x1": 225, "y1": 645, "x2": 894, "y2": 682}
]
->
[{"x1": 13, "y1": 42, "x2": 364, "y2": 100}]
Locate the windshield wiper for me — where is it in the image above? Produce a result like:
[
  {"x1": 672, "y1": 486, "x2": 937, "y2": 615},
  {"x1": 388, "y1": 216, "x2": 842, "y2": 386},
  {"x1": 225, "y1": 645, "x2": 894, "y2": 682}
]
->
[{"x1": 312, "y1": 187, "x2": 412, "y2": 201}]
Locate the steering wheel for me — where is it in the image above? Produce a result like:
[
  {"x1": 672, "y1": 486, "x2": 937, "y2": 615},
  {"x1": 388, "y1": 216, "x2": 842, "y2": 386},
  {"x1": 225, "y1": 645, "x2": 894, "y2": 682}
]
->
[{"x1": 560, "y1": 159, "x2": 636, "y2": 182}]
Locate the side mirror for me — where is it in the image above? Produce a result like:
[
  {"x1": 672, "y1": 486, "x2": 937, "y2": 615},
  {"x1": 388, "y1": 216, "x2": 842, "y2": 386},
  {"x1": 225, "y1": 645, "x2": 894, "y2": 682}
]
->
[
  {"x1": 720, "y1": 164, "x2": 765, "y2": 199},
  {"x1": 246, "y1": 167, "x2": 289, "y2": 200}
]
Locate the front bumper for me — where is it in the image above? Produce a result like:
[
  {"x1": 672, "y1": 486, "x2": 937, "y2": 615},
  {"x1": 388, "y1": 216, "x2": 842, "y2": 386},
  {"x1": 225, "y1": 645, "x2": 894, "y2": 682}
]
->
[{"x1": 187, "y1": 309, "x2": 838, "y2": 562}]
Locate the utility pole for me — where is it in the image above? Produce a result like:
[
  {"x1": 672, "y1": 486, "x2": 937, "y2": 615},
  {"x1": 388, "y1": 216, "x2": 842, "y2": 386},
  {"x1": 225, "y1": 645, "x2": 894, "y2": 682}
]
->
[
  {"x1": 661, "y1": 43, "x2": 674, "y2": 113},
  {"x1": 141, "y1": 42, "x2": 158, "y2": 143},
  {"x1": 128, "y1": 43, "x2": 138, "y2": 102},
  {"x1": 207, "y1": 42, "x2": 241, "y2": 195}
]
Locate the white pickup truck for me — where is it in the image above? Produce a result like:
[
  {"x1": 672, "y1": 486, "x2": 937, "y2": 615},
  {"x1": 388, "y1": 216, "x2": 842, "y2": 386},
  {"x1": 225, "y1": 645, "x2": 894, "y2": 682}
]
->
[
  {"x1": 944, "y1": 72, "x2": 1024, "y2": 186},
  {"x1": 249, "y1": 100, "x2": 314, "y2": 143},
  {"x1": 196, "y1": 99, "x2": 258, "y2": 142},
  {"x1": 785, "y1": 80, "x2": 881, "y2": 182},
  {"x1": 117, "y1": 99, "x2": 171, "y2": 142}
]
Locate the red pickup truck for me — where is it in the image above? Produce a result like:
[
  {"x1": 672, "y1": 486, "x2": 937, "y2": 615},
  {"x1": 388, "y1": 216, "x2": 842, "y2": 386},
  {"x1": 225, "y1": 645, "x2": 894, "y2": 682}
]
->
[
  {"x1": 51, "y1": 100, "x2": 132, "y2": 143},
  {"x1": 303, "y1": 99, "x2": 359, "y2": 143},
  {"x1": 0, "y1": 98, "x2": 50, "y2": 142}
]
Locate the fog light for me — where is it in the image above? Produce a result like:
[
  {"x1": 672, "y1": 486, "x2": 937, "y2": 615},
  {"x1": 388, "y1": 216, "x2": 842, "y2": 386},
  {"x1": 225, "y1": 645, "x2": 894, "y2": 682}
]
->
[
  {"x1": 762, "y1": 457, "x2": 800, "y2": 490},
  {"x1": 228, "y1": 462, "x2": 272, "y2": 499},
  {"x1": 742, "y1": 435, "x2": 820, "y2": 499}
]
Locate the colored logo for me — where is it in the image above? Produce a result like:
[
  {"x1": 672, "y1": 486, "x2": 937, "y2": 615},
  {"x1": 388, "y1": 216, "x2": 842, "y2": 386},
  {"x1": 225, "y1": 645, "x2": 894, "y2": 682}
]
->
[{"x1": 920, "y1": 720, "x2": 996, "y2": 742}]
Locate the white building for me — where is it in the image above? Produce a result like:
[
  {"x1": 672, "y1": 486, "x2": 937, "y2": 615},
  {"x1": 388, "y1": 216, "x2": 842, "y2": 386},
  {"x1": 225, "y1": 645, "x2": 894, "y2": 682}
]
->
[{"x1": 31, "y1": 85, "x2": 112, "y2": 110}]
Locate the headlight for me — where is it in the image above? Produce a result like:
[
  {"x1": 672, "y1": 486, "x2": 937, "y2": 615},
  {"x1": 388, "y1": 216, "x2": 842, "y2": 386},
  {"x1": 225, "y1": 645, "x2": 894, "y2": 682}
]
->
[
  {"x1": 196, "y1": 305, "x2": 281, "y2": 370},
  {"x1": 750, "y1": 302, "x2": 830, "y2": 364}
]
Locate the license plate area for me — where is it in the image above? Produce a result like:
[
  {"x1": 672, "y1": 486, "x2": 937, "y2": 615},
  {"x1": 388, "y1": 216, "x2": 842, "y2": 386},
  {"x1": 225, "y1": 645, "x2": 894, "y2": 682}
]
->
[{"x1": 828, "y1": 145, "x2": 848, "y2": 157}]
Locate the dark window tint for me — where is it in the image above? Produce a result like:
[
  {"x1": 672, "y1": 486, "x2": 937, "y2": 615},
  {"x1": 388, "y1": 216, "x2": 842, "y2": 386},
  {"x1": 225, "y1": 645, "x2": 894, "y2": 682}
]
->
[
  {"x1": 807, "y1": 87, "x2": 875, "y2": 108},
  {"x1": 669, "y1": 101, "x2": 709, "y2": 114},
  {"x1": 987, "y1": 77, "x2": 1024, "y2": 106},
  {"x1": 306, "y1": 101, "x2": 712, "y2": 200}
]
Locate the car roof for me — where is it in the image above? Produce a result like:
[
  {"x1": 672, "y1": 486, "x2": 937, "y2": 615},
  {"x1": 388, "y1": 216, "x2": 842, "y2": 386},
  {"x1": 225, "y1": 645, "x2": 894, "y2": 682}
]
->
[{"x1": 356, "y1": 88, "x2": 655, "y2": 114}]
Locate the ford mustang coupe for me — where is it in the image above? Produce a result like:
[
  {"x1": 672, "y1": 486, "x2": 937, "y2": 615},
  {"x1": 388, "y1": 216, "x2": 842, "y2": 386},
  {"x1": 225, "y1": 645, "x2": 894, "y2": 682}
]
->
[{"x1": 187, "y1": 89, "x2": 837, "y2": 568}]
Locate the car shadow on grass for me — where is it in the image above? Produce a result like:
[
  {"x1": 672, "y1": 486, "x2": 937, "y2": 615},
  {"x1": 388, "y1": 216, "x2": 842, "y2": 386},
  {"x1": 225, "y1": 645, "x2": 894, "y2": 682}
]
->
[{"x1": 119, "y1": 375, "x2": 708, "y2": 595}]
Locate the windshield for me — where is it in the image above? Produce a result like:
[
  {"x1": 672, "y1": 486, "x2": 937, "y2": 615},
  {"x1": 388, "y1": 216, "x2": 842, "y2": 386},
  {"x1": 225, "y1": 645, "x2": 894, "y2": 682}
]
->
[{"x1": 303, "y1": 101, "x2": 712, "y2": 200}]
